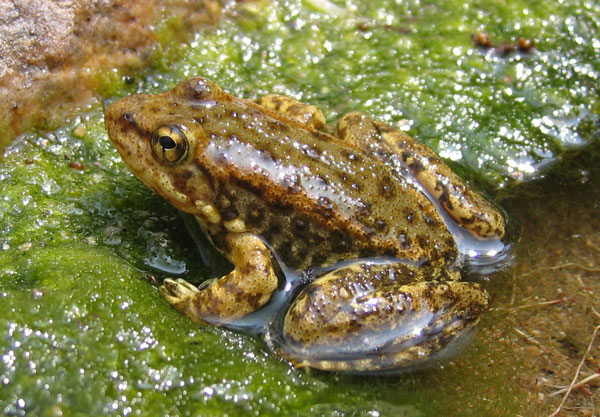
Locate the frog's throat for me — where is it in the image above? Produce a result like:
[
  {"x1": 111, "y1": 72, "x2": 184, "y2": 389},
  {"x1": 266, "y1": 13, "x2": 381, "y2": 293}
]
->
[{"x1": 123, "y1": 153, "x2": 193, "y2": 210}]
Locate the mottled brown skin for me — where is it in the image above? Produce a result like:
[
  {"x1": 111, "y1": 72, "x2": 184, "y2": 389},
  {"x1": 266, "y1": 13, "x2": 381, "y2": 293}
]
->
[
  {"x1": 280, "y1": 263, "x2": 489, "y2": 371},
  {"x1": 337, "y1": 113, "x2": 506, "y2": 238},
  {"x1": 105, "y1": 77, "x2": 505, "y2": 373}
]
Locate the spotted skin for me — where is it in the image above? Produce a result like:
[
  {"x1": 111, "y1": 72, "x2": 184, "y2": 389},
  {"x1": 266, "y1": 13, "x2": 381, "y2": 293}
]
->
[
  {"x1": 105, "y1": 77, "x2": 505, "y2": 373},
  {"x1": 161, "y1": 233, "x2": 278, "y2": 324},
  {"x1": 275, "y1": 263, "x2": 489, "y2": 372},
  {"x1": 337, "y1": 112, "x2": 505, "y2": 238}
]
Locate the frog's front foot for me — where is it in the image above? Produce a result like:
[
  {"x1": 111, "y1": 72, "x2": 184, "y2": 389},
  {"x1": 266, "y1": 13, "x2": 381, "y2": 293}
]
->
[
  {"x1": 267, "y1": 262, "x2": 489, "y2": 373},
  {"x1": 158, "y1": 233, "x2": 279, "y2": 324},
  {"x1": 159, "y1": 278, "x2": 201, "y2": 317}
]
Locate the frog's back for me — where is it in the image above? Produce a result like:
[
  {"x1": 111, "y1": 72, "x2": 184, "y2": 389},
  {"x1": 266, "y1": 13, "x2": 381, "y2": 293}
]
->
[
  {"x1": 107, "y1": 77, "x2": 457, "y2": 270},
  {"x1": 179, "y1": 83, "x2": 457, "y2": 269}
]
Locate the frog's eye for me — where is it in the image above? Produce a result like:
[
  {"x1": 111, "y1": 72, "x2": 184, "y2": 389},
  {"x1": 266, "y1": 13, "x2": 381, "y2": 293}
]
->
[{"x1": 150, "y1": 125, "x2": 189, "y2": 165}]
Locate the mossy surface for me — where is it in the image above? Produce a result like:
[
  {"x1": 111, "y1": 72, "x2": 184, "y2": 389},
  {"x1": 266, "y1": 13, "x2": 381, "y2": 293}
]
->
[{"x1": 109, "y1": 0, "x2": 599, "y2": 187}]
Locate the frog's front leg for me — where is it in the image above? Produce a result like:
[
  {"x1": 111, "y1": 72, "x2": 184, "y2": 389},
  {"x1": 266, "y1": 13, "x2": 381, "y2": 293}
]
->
[
  {"x1": 268, "y1": 262, "x2": 488, "y2": 373},
  {"x1": 337, "y1": 112, "x2": 505, "y2": 239},
  {"x1": 160, "y1": 233, "x2": 279, "y2": 324}
]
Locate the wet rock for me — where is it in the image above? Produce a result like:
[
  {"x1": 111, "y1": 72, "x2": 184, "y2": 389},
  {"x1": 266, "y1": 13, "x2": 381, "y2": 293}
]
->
[{"x1": 0, "y1": 0, "x2": 221, "y2": 147}]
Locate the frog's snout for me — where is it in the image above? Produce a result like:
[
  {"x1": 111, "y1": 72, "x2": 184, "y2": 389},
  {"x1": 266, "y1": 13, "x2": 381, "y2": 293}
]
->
[{"x1": 105, "y1": 97, "x2": 137, "y2": 144}]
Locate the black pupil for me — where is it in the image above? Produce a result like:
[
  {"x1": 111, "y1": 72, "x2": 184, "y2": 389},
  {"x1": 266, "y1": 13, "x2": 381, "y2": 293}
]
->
[{"x1": 159, "y1": 135, "x2": 177, "y2": 150}]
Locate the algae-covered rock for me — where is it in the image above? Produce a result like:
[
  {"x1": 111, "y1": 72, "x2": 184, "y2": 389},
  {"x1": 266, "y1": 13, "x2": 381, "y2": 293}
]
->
[{"x1": 153, "y1": 0, "x2": 599, "y2": 187}]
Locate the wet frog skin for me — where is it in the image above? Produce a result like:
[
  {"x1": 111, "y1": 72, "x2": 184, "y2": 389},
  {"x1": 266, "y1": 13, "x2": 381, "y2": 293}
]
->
[{"x1": 105, "y1": 77, "x2": 506, "y2": 373}]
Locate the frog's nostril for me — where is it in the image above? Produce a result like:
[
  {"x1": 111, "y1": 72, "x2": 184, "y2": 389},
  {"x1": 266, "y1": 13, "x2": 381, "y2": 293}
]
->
[{"x1": 123, "y1": 113, "x2": 134, "y2": 123}]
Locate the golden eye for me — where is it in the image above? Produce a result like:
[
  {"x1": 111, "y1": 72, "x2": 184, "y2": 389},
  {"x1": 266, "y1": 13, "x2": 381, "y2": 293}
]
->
[{"x1": 150, "y1": 125, "x2": 189, "y2": 165}]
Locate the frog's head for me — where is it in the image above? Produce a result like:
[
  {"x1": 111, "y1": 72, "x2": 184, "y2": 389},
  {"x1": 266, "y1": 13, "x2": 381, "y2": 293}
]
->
[{"x1": 105, "y1": 77, "x2": 227, "y2": 214}]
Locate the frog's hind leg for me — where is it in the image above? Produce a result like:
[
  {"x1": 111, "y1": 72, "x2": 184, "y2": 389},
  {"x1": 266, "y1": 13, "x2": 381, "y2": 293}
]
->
[
  {"x1": 268, "y1": 262, "x2": 489, "y2": 373},
  {"x1": 160, "y1": 233, "x2": 279, "y2": 324},
  {"x1": 256, "y1": 94, "x2": 326, "y2": 131},
  {"x1": 336, "y1": 112, "x2": 505, "y2": 239}
]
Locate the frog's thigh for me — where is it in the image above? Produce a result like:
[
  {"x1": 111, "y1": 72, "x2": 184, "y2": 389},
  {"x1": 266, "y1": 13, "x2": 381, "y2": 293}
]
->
[
  {"x1": 274, "y1": 262, "x2": 489, "y2": 373},
  {"x1": 257, "y1": 94, "x2": 326, "y2": 130},
  {"x1": 159, "y1": 233, "x2": 279, "y2": 324},
  {"x1": 337, "y1": 112, "x2": 505, "y2": 238}
]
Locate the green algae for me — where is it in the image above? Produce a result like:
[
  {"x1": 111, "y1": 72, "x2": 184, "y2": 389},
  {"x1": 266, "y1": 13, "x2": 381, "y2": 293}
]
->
[
  {"x1": 1, "y1": 0, "x2": 599, "y2": 415},
  {"x1": 116, "y1": 0, "x2": 599, "y2": 188}
]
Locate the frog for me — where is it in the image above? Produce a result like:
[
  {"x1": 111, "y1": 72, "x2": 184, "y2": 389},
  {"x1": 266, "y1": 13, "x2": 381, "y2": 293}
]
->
[{"x1": 105, "y1": 77, "x2": 506, "y2": 373}]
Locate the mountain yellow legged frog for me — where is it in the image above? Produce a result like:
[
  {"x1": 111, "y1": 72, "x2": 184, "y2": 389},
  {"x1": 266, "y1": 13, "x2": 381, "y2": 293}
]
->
[{"x1": 105, "y1": 77, "x2": 507, "y2": 373}]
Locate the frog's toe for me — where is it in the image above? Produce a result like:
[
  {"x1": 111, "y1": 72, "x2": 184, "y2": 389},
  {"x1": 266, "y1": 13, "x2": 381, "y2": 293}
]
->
[
  {"x1": 159, "y1": 278, "x2": 199, "y2": 305},
  {"x1": 175, "y1": 278, "x2": 201, "y2": 293}
]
